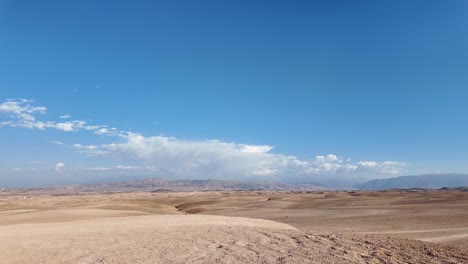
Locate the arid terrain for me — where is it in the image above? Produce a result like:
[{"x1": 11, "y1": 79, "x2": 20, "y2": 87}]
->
[{"x1": 1, "y1": 189, "x2": 467, "y2": 263}]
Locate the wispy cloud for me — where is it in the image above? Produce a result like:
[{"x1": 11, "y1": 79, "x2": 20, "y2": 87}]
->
[
  {"x1": 82, "y1": 165, "x2": 155, "y2": 171},
  {"x1": 0, "y1": 99, "x2": 124, "y2": 135},
  {"x1": 13, "y1": 167, "x2": 39, "y2": 172},
  {"x1": 50, "y1": 140, "x2": 65, "y2": 145},
  {"x1": 0, "y1": 99, "x2": 47, "y2": 130}
]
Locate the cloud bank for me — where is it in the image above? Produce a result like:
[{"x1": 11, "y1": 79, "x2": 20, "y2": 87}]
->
[
  {"x1": 1, "y1": 99, "x2": 406, "y2": 180},
  {"x1": 76, "y1": 133, "x2": 405, "y2": 179}
]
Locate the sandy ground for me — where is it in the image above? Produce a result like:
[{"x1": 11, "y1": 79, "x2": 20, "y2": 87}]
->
[{"x1": 1, "y1": 190, "x2": 467, "y2": 263}]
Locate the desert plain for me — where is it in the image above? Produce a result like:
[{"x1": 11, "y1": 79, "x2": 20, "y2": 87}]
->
[{"x1": 1, "y1": 188, "x2": 467, "y2": 263}]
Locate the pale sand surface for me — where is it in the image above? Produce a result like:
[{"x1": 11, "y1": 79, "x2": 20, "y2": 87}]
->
[
  {"x1": 1, "y1": 214, "x2": 467, "y2": 264},
  {"x1": 1, "y1": 190, "x2": 468, "y2": 263}
]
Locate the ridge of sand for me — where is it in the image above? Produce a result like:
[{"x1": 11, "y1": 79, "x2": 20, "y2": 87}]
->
[{"x1": 1, "y1": 214, "x2": 467, "y2": 264}]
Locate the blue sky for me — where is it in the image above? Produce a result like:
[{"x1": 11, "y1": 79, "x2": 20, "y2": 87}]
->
[{"x1": 1, "y1": 0, "x2": 467, "y2": 186}]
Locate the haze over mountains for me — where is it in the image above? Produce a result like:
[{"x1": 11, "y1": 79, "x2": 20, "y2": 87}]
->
[
  {"x1": 77, "y1": 173, "x2": 468, "y2": 191},
  {"x1": 5, "y1": 173, "x2": 468, "y2": 192},
  {"x1": 356, "y1": 174, "x2": 468, "y2": 190},
  {"x1": 80, "y1": 178, "x2": 327, "y2": 192}
]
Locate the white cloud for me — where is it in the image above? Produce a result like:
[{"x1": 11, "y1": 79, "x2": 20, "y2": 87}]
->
[
  {"x1": 50, "y1": 140, "x2": 65, "y2": 145},
  {"x1": 357, "y1": 161, "x2": 406, "y2": 175},
  {"x1": 315, "y1": 154, "x2": 340, "y2": 163},
  {"x1": 83, "y1": 166, "x2": 112, "y2": 171},
  {"x1": 240, "y1": 145, "x2": 273, "y2": 153},
  {"x1": 73, "y1": 143, "x2": 97, "y2": 150},
  {"x1": 0, "y1": 99, "x2": 48, "y2": 130},
  {"x1": 81, "y1": 133, "x2": 298, "y2": 178},
  {"x1": 55, "y1": 122, "x2": 75, "y2": 132},
  {"x1": 77, "y1": 132, "x2": 406, "y2": 179},
  {"x1": 357, "y1": 161, "x2": 378, "y2": 168},
  {"x1": 72, "y1": 144, "x2": 99, "y2": 155},
  {"x1": 0, "y1": 99, "x2": 118, "y2": 135},
  {"x1": 115, "y1": 165, "x2": 141, "y2": 170},
  {"x1": 55, "y1": 162, "x2": 65, "y2": 173},
  {"x1": 81, "y1": 165, "x2": 155, "y2": 172},
  {"x1": 0, "y1": 99, "x2": 46, "y2": 116},
  {"x1": 54, "y1": 121, "x2": 100, "y2": 132},
  {"x1": 95, "y1": 128, "x2": 109, "y2": 135},
  {"x1": 13, "y1": 167, "x2": 38, "y2": 172},
  {"x1": 1, "y1": 99, "x2": 407, "y2": 180}
]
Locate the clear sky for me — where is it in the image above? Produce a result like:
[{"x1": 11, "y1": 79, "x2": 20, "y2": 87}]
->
[{"x1": 1, "y1": 0, "x2": 467, "y2": 187}]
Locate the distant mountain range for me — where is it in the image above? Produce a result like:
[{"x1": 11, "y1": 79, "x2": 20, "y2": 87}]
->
[
  {"x1": 79, "y1": 178, "x2": 328, "y2": 192},
  {"x1": 355, "y1": 173, "x2": 468, "y2": 190},
  {"x1": 281, "y1": 175, "x2": 368, "y2": 189},
  {"x1": 7, "y1": 174, "x2": 468, "y2": 192}
]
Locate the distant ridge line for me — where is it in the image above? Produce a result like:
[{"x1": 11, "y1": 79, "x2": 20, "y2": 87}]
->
[{"x1": 356, "y1": 173, "x2": 468, "y2": 190}]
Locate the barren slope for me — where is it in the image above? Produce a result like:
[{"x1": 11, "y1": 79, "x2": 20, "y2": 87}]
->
[{"x1": 1, "y1": 214, "x2": 467, "y2": 264}]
